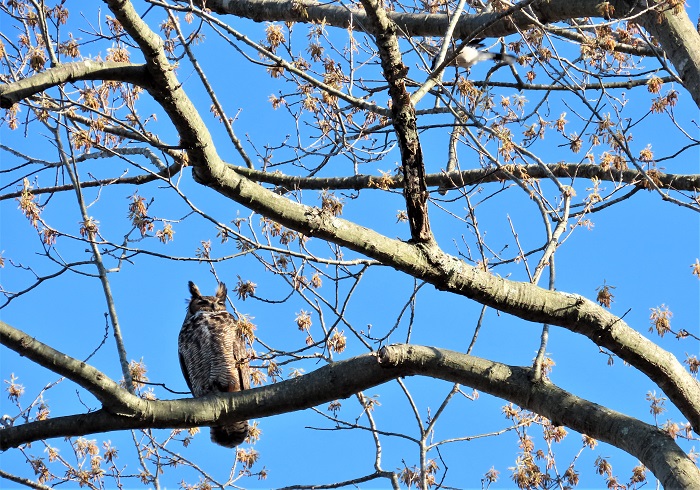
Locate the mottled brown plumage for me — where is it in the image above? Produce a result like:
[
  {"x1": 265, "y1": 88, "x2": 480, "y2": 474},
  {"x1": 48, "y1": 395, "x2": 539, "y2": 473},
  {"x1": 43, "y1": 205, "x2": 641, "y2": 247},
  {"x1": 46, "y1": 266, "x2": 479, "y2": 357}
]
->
[{"x1": 178, "y1": 281, "x2": 250, "y2": 448}]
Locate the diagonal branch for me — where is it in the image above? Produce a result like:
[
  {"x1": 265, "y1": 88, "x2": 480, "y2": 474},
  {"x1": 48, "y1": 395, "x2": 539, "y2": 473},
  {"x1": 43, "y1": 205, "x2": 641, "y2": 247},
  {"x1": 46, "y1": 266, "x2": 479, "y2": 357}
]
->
[{"x1": 0, "y1": 320, "x2": 144, "y2": 415}]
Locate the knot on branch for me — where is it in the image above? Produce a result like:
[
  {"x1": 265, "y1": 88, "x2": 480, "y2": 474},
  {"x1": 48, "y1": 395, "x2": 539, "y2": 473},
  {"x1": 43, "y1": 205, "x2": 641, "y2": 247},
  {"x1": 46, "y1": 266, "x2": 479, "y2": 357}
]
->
[
  {"x1": 304, "y1": 206, "x2": 324, "y2": 236},
  {"x1": 377, "y1": 343, "x2": 414, "y2": 366},
  {"x1": 391, "y1": 63, "x2": 409, "y2": 80}
]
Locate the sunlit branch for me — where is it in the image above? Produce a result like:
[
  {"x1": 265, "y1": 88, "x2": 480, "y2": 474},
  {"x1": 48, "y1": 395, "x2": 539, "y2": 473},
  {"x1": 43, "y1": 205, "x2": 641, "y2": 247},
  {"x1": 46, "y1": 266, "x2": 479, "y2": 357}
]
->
[
  {"x1": 464, "y1": 75, "x2": 678, "y2": 91},
  {"x1": 365, "y1": 72, "x2": 675, "y2": 99},
  {"x1": 0, "y1": 469, "x2": 51, "y2": 490},
  {"x1": 0, "y1": 344, "x2": 697, "y2": 488},
  {"x1": 230, "y1": 160, "x2": 700, "y2": 194},
  {"x1": 0, "y1": 320, "x2": 143, "y2": 415},
  {"x1": 0, "y1": 62, "x2": 150, "y2": 109},
  {"x1": 192, "y1": 0, "x2": 682, "y2": 49}
]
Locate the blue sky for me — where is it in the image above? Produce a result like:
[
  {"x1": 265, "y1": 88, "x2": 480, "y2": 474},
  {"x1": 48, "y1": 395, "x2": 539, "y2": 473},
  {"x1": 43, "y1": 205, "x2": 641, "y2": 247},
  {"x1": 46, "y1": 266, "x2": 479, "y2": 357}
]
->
[{"x1": 1, "y1": 1, "x2": 699, "y2": 488}]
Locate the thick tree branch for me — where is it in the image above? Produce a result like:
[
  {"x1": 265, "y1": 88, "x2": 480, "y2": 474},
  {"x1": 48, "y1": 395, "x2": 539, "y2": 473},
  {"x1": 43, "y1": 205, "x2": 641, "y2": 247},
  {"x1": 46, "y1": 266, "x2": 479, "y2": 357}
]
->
[
  {"x1": 634, "y1": 3, "x2": 700, "y2": 107},
  {"x1": 1, "y1": 161, "x2": 697, "y2": 202},
  {"x1": 232, "y1": 164, "x2": 700, "y2": 194},
  {"x1": 1, "y1": 343, "x2": 698, "y2": 488},
  {"x1": 417, "y1": 242, "x2": 700, "y2": 432},
  {"x1": 195, "y1": 0, "x2": 653, "y2": 41},
  {"x1": 0, "y1": 62, "x2": 150, "y2": 109},
  {"x1": 359, "y1": 0, "x2": 431, "y2": 243},
  {"x1": 0, "y1": 320, "x2": 144, "y2": 416}
]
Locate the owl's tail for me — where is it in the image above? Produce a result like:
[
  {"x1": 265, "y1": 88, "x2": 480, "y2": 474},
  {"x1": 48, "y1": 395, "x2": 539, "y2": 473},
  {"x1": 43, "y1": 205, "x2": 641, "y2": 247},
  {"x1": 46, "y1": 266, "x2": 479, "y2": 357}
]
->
[{"x1": 211, "y1": 420, "x2": 249, "y2": 448}]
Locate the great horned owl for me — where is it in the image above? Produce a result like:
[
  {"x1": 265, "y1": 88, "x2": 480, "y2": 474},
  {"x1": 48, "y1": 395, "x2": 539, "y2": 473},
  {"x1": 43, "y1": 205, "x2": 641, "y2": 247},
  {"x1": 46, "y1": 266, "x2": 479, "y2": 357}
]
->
[{"x1": 178, "y1": 281, "x2": 250, "y2": 447}]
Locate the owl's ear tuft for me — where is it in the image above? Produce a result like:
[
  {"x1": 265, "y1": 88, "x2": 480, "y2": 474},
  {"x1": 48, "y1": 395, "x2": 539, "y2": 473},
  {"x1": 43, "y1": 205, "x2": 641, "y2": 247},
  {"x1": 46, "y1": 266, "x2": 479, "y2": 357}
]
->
[
  {"x1": 188, "y1": 281, "x2": 202, "y2": 298},
  {"x1": 216, "y1": 282, "x2": 227, "y2": 302}
]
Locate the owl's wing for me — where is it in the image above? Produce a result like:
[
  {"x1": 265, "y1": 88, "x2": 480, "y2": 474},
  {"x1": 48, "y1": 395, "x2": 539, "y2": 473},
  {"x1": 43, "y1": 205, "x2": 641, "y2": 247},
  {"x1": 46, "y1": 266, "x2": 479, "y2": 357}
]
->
[
  {"x1": 178, "y1": 350, "x2": 195, "y2": 394},
  {"x1": 178, "y1": 318, "x2": 212, "y2": 396}
]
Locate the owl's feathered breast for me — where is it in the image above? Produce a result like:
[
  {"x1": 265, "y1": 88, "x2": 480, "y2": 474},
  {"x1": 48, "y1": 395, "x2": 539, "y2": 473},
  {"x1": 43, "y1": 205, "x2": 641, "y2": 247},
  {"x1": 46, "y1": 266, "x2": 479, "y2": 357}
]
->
[{"x1": 178, "y1": 310, "x2": 249, "y2": 398}]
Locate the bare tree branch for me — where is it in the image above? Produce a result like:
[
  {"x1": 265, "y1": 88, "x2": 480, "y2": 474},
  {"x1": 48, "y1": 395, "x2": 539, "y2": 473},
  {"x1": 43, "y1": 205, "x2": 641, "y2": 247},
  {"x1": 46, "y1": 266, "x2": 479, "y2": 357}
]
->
[
  {"x1": 0, "y1": 320, "x2": 143, "y2": 415},
  {"x1": 359, "y1": 0, "x2": 432, "y2": 243},
  {"x1": 0, "y1": 62, "x2": 150, "y2": 109},
  {"x1": 234, "y1": 162, "x2": 700, "y2": 193},
  {"x1": 1, "y1": 342, "x2": 697, "y2": 488}
]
